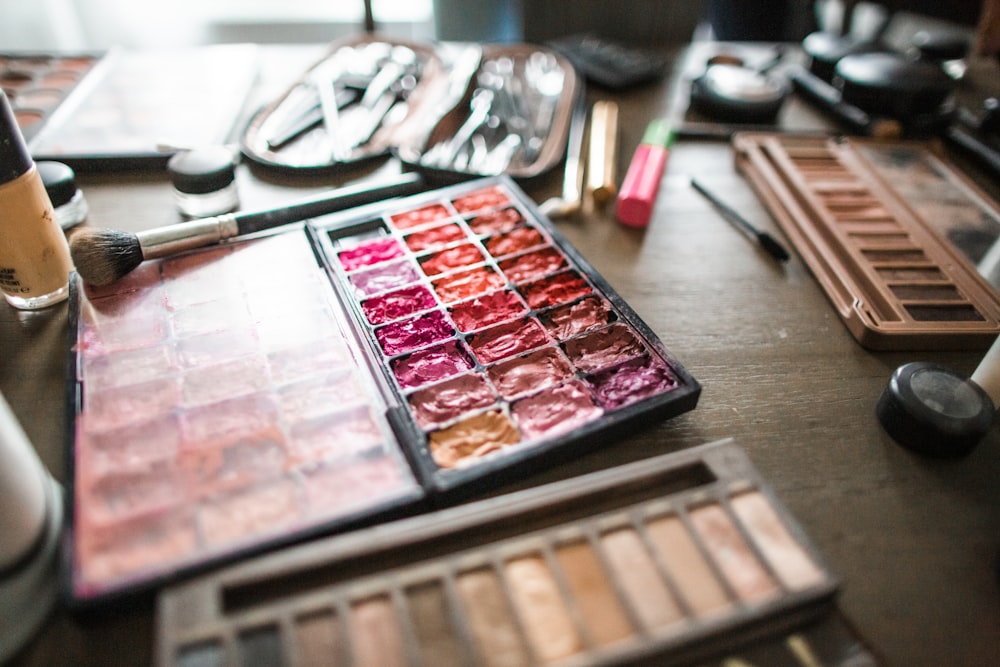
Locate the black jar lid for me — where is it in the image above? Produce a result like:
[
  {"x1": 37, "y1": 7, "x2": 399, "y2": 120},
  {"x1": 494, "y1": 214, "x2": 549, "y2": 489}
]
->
[
  {"x1": 167, "y1": 147, "x2": 237, "y2": 195},
  {"x1": 37, "y1": 161, "x2": 77, "y2": 207}
]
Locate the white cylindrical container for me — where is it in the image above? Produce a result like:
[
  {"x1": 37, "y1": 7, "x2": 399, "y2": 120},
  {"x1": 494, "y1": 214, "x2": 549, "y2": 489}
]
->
[{"x1": 0, "y1": 391, "x2": 63, "y2": 663}]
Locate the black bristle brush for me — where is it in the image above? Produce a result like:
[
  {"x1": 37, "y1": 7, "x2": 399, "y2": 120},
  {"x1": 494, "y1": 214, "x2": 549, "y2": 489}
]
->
[{"x1": 70, "y1": 172, "x2": 425, "y2": 286}]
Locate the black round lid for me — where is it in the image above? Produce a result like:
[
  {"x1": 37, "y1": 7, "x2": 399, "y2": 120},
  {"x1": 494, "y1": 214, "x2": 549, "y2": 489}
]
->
[
  {"x1": 0, "y1": 89, "x2": 33, "y2": 185},
  {"x1": 37, "y1": 160, "x2": 77, "y2": 207},
  {"x1": 876, "y1": 361, "x2": 995, "y2": 457},
  {"x1": 912, "y1": 30, "x2": 970, "y2": 61},
  {"x1": 802, "y1": 32, "x2": 880, "y2": 80},
  {"x1": 167, "y1": 147, "x2": 236, "y2": 195},
  {"x1": 835, "y1": 52, "x2": 953, "y2": 96}
]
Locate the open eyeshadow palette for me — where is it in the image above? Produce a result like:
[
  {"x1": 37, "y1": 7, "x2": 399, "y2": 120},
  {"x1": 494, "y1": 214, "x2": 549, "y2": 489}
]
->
[
  {"x1": 0, "y1": 52, "x2": 100, "y2": 142},
  {"x1": 155, "y1": 439, "x2": 839, "y2": 667},
  {"x1": 13, "y1": 45, "x2": 258, "y2": 170},
  {"x1": 735, "y1": 132, "x2": 1000, "y2": 350},
  {"x1": 66, "y1": 176, "x2": 700, "y2": 606}
]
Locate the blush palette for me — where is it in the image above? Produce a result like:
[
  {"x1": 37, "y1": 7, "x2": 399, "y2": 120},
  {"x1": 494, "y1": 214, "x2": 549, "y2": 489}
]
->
[
  {"x1": 155, "y1": 439, "x2": 839, "y2": 667},
  {"x1": 67, "y1": 176, "x2": 699, "y2": 606}
]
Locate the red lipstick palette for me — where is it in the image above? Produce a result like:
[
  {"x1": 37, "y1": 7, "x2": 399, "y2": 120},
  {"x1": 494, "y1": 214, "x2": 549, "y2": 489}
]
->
[{"x1": 66, "y1": 176, "x2": 699, "y2": 606}]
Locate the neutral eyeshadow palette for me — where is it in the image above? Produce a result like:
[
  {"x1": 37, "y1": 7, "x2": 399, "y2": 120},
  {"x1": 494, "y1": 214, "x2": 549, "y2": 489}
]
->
[
  {"x1": 155, "y1": 439, "x2": 838, "y2": 667},
  {"x1": 66, "y1": 176, "x2": 700, "y2": 606},
  {"x1": 735, "y1": 132, "x2": 1000, "y2": 350},
  {"x1": 0, "y1": 52, "x2": 100, "y2": 142}
]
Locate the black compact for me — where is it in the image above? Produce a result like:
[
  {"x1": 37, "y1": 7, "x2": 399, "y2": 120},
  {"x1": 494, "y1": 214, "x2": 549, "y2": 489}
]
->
[{"x1": 689, "y1": 62, "x2": 789, "y2": 124}]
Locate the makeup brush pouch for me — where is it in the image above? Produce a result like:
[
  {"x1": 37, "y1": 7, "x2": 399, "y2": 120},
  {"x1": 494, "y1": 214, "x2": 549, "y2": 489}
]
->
[{"x1": 240, "y1": 34, "x2": 581, "y2": 181}]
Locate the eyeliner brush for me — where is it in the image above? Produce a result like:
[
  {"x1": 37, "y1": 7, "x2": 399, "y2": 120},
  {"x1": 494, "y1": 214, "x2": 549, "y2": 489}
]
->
[
  {"x1": 70, "y1": 172, "x2": 425, "y2": 286},
  {"x1": 690, "y1": 178, "x2": 790, "y2": 263}
]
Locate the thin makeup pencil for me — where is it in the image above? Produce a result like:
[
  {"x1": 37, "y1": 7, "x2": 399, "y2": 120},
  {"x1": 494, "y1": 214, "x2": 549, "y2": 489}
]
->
[{"x1": 690, "y1": 178, "x2": 790, "y2": 263}]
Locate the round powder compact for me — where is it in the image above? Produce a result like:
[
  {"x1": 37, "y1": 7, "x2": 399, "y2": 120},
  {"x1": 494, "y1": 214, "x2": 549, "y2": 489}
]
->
[{"x1": 167, "y1": 146, "x2": 239, "y2": 218}]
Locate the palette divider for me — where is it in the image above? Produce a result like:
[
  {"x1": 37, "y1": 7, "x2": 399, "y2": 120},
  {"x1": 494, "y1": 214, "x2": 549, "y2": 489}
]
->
[{"x1": 734, "y1": 132, "x2": 1000, "y2": 350}]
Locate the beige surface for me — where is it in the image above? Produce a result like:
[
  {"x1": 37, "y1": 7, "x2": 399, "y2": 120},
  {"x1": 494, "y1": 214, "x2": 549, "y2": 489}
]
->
[{"x1": 5, "y1": 43, "x2": 1000, "y2": 666}]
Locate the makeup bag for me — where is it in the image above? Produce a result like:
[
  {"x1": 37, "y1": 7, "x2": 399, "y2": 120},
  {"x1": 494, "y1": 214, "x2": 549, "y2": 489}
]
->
[{"x1": 240, "y1": 34, "x2": 582, "y2": 182}]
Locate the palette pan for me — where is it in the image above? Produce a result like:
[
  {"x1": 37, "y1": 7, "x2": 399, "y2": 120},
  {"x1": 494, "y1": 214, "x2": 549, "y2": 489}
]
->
[
  {"x1": 155, "y1": 439, "x2": 838, "y2": 667},
  {"x1": 67, "y1": 176, "x2": 699, "y2": 606}
]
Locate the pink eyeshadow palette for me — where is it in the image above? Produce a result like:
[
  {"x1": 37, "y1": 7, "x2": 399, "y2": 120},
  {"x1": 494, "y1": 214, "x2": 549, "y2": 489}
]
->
[
  {"x1": 67, "y1": 176, "x2": 699, "y2": 606},
  {"x1": 156, "y1": 439, "x2": 839, "y2": 667},
  {"x1": 311, "y1": 176, "x2": 699, "y2": 486}
]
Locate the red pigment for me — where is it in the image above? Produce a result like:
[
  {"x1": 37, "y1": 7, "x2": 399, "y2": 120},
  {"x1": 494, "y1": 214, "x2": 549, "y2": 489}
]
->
[
  {"x1": 404, "y1": 223, "x2": 467, "y2": 252},
  {"x1": 467, "y1": 317, "x2": 550, "y2": 364},
  {"x1": 338, "y1": 238, "x2": 404, "y2": 272},
  {"x1": 499, "y1": 247, "x2": 567, "y2": 284},
  {"x1": 452, "y1": 185, "x2": 510, "y2": 213},
  {"x1": 520, "y1": 270, "x2": 592, "y2": 309},
  {"x1": 391, "y1": 341, "x2": 474, "y2": 389},
  {"x1": 419, "y1": 243, "x2": 485, "y2": 277},
  {"x1": 542, "y1": 296, "x2": 613, "y2": 340},
  {"x1": 485, "y1": 226, "x2": 545, "y2": 258},
  {"x1": 375, "y1": 310, "x2": 454, "y2": 356},
  {"x1": 449, "y1": 290, "x2": 527, "y2": 332},
  {"x1": 361, "y1": 284, "x2": 437, "y2": 325},
  {"x1": 466, "y1": 206, "x2": 524, "y2": 235},
  {"x1": 432, "y1": 266, "x2": 505, "y2": 304},
  {"x1": 389, "y1": 203, "x2": 451, "y2": 230}
]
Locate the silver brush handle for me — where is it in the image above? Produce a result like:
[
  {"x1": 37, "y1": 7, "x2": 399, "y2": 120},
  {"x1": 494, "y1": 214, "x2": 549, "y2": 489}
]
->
[{"x1": 135, "y1": 214, "x2": 240, "y2": 259}]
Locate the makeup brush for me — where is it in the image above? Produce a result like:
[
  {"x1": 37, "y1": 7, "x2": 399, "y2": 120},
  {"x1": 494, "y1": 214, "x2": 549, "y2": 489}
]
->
[
  {"x1": 70, "y1": 172, "x2": 425, "y2": 286},
  {"x1": 690, "y1": 178, "x2": 790, "y2": 263}
]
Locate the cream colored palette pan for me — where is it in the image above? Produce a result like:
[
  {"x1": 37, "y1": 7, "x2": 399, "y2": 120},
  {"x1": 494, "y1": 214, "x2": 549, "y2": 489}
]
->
[{"x1": 155, "y1": 439, "x2": 837, "y2": 667}]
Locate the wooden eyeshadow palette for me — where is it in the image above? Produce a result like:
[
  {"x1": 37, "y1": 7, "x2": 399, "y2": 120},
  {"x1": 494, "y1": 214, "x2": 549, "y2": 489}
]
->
[
  {"x1": 735, "y1": 132, "x2": 1000, "y2": 350},
  {"x1": 155, "y1": 438, "x2": 838, "y2": 667},
  {"x1": 66, "y1": 176, "x2": 700, "y2": 606}
]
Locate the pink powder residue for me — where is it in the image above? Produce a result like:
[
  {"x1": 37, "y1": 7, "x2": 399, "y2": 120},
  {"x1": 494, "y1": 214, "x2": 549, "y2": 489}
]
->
[
  {"x1": 467, "y1": 317, "x2": 550, "y2": 364},
  {"x1": 390, "y1": 203, "x2": 451, "y2": 230},
  {"x1": 375, "y1": 310, "x2": 455, "y2": 357},
  {"x1": 419, "y1": 243, "x2": 485, "y2": 277},
  {"x1": 448, "y1": 290, "x2": 526, "y2": 332},
  {"x1": 404, "y1": 223, "x2": 467, "y2": 252},
  {"x1": 452, "y1": 186, "x2": 511, "y2": 213},
  {"x1": 520, "y1": 270, "x2": 592, "y2": 309},
  {"x1": 391, "y1": 341, "x2": 475, "y2": 389},
  {"x1": 467, "y1": 206, "x2": 525, "y2": 235},
  {"x1": 361, "y1": 284, "x2": 437, "y2": 325},
  {"x1": 499, "y1": 247, "x2": 567, "y2": 284},
  {"x1": 432, "y1": 266, "x2": 505, "y2": 304},
  {"x1": 338, "y1": 238, "x2": 405, "y2": 272}
]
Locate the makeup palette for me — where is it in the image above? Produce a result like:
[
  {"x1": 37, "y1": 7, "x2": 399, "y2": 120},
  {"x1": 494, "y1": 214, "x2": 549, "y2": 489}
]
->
[
  {"x1": 735, "y1": 132, "x2": 1000, "y2": 350},
  {"x1": 27, "y1": 45, "x2": 258, "y2": 170},
  {"x1": 154, "y1": 438, "x2": 838, "y2": 667},
  {"x1": 67, "y1": 176, "x2": 699, "y2": 606},
  {"x1": 0, "y1": 52, "x2": 100, "y2": 142}
]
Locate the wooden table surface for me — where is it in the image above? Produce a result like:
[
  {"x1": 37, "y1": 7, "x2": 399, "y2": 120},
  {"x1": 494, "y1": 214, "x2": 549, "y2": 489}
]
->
[{"x1": 5, "y1": 42, "x2": 1000, "y2": 666}]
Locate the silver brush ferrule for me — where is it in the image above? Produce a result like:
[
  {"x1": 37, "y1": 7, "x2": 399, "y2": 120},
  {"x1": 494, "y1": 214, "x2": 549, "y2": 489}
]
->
[{"x1": 135, "y1": 214, "x2": 240, "y2": 259}]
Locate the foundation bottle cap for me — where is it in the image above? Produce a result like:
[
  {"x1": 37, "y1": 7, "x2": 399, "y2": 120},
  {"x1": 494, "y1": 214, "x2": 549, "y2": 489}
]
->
[{"x1": 0, "y1": 89, "x2": 32, "y2": 186}]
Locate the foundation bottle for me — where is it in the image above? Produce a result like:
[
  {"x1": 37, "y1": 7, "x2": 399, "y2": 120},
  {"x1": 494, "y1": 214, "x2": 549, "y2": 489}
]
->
[{"x1": 0, "y1": 89, "x2": 73, "y2": 310}]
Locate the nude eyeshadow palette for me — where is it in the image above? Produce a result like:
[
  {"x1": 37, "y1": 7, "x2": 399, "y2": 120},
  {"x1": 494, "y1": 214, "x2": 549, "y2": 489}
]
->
[
  {"x1": 735, "y1": 132, "x2": 1000, "y2": 350},
  {"x1": 155, "y1": 439, "x2": 838, "y2": 667},
  {"x1": 66, "y1": 176, "x2": 700, "y2": 606},
  {"x1": 0, "y1": 52, "x2": 100, "y2": 142}
]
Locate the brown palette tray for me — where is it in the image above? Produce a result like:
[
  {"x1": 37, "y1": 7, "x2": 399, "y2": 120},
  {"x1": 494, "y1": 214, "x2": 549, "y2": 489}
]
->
[{"x1": 735, "y1": 132, "x2": 1000, "y2": 350}]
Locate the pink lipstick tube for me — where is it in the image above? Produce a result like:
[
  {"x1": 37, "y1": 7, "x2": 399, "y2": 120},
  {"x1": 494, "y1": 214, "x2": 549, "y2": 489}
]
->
[{"x1": 615, "y1": 119, "x2": 675, "y2": 228}]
